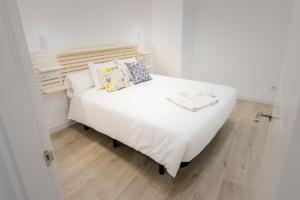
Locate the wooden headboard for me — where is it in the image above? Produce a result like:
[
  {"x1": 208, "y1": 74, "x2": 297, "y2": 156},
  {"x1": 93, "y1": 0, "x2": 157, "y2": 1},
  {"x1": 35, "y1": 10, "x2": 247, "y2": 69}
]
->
[{"x1": 31, "y1": 44, "x2": 150, "y2": 95}]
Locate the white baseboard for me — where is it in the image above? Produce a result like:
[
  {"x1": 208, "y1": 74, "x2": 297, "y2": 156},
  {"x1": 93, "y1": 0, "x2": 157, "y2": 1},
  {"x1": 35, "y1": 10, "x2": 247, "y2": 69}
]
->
[
  {"x1": 238, "y1": 95, "x2": 274, "y2": 105},
  {"x1": 49, "y1": 120, "x2": 75, "y2": 134}
]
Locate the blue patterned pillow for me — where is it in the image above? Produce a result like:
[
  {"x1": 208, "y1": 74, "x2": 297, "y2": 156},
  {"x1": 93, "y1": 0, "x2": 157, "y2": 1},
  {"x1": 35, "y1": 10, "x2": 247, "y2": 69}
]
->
[{"x1": 125, "y1": 62, "x2": 152, "y2": 84}]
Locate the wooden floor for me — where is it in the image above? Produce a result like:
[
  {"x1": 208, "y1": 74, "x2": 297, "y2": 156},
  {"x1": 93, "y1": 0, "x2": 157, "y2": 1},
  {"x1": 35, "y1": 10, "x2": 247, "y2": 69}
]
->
[{"x1": 52, "y1": 100, "x2": 272, "y2": 200}]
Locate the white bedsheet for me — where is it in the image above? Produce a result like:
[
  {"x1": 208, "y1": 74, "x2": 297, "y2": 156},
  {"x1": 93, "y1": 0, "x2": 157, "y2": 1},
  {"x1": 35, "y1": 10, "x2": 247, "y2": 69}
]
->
[{"x1": 68, "y1": 74, "x2": 237, "y2": 177}]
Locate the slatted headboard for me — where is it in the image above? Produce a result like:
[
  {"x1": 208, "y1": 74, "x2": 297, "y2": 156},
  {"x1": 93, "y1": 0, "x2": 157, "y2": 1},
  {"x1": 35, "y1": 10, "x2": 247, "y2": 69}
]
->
[{"x1": 31, "y1": 44, "x2": 150, "y2": 95}]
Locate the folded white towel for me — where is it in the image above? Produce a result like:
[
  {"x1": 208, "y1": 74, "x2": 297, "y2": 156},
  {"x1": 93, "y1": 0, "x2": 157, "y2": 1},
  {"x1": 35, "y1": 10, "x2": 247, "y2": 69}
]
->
[{"x1": 167, "y1": 91, "x2": 219, "y2": 112}]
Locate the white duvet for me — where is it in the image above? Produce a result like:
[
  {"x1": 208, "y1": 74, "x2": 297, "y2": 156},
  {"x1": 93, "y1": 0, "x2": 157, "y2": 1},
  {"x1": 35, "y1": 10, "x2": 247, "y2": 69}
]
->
[{"x1": 68, "y1": 75, "x2": 237, "y2": 177}]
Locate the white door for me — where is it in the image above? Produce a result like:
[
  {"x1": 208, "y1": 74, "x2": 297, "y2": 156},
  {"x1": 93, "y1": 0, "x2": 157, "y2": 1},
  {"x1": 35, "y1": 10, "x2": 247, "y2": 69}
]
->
[{"x1": 0, "y1": 0, "x2": 64, "y2": 199}]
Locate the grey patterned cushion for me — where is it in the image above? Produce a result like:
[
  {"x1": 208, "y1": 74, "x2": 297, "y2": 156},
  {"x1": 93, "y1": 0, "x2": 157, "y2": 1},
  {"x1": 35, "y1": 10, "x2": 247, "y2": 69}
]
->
[{"x1": 125, "y1": 62, "x2": 152, "y2": 84}]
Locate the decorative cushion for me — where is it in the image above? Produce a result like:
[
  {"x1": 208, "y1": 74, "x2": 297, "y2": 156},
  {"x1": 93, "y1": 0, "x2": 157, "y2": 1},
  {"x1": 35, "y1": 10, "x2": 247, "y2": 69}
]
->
[
  {"x1": 115, "y1": 58, "x2": 137, "y2": 82},
  {"x1": 98, "y1": 66, "x2": 130, "y2": 92},
  {"x1": 88, "y1": 61, "x2": 116, "y2": 89},
  {"x1": 125, "y1": 62, "x2": 152, "y2": 84}
]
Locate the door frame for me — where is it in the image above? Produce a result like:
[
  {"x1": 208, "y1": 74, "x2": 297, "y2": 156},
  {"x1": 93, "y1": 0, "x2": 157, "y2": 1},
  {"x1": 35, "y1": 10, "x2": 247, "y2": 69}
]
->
[{"x1": 0, "y1": 0, "x2": 64, "y2": 199}]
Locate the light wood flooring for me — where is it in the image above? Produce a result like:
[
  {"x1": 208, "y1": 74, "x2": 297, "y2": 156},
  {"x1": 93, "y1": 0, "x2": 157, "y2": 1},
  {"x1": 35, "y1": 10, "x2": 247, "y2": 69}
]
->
[{"x1": 52, "y1": 100, "x2": 272, "y2": 200}]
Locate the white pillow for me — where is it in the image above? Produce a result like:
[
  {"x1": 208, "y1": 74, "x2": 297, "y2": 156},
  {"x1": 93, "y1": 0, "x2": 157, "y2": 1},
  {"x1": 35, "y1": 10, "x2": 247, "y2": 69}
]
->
[
  {"x1": 88, "y1": 61, "x2": 116, "y2": 89},
  {"x1": 115, "y1": 57, "x2": 137, "y2": 81},
  {"x1": 64, "y1": 70, "x2": 93, "y2": 98}
]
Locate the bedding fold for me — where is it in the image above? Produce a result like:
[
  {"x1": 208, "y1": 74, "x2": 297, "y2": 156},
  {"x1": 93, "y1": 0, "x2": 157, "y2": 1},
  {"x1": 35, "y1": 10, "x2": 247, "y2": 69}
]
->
[{"x1": 167, "y1": 90, "x2": 219, "y2": 112}]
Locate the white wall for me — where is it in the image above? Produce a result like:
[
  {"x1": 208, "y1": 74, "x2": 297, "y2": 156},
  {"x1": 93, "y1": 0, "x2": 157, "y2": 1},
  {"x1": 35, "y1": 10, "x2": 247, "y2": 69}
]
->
[
  {"x1": 190, "y1": 0, "x2": 294, "y2": 103},
  {"x1": 151, "y1": 0, "x2": 183, "y2": 77},
  {"x1": 17, "y1": 0, "x2": 152, "y2": 132},
  {"x1": 17, "y1": 0, "x2": 152, "y2": 52},
  {"x1": 153, "y1": 0, "x2": 294, "y2": 103},
  {"x1": 41, "y1": 93, "x2": 71, "y2": 133},
  {"x1": 181, "y1": 0, "x2": 196, "y2": 79},
  {"x1": 276, "y1": 1, "x2": 300, "y2": 138}
]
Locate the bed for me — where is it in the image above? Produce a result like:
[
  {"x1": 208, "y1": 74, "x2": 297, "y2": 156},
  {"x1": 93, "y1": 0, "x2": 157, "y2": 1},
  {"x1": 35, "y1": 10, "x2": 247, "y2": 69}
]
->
[
  {"x1": 31, "y1": 43, "x2": 236, "y2": 177},
  {"x1": 68, "y1": 74, "x2": 237, "y2": 177}
]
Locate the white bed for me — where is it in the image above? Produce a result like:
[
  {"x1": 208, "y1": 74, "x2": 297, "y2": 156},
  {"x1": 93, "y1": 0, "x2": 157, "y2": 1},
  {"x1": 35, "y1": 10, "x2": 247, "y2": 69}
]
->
[{"x1": 68, "y1": 74, "x2": 237, "y2": 177}]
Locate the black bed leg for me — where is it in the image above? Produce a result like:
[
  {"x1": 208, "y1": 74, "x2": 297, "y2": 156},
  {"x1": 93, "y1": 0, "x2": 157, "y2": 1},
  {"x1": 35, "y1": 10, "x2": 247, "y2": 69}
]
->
[
  {"x1": 159, "y1": 164, "x2": 165, "y2": 175},
  {"x1": 83, "y1": 125, "x2": 89, "y2": 130},
  {"x1": 180, "y1": 162, "x2": 190, "y2": 168},
  {"x1": 113, "y1": 139, "x2": 119, "y2": 148}
]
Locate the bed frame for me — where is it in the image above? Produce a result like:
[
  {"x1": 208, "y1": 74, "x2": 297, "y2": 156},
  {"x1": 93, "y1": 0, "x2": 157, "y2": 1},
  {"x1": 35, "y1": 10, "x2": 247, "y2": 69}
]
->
[
  {"x1": 82, "y1": 124, "x2": 189, "y2": 175},
  {"x1": 31, "y1": 44, "x2": 150, "y2": 95},
  {"x1": 31, "y1": 43, "x2": 188, "y2": 176}
]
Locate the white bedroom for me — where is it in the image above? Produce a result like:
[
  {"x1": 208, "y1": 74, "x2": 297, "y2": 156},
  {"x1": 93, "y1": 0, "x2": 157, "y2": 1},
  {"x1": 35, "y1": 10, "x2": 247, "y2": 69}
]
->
[{"x1": 0, "y1": 0, "x2": 300, "y2": 200}]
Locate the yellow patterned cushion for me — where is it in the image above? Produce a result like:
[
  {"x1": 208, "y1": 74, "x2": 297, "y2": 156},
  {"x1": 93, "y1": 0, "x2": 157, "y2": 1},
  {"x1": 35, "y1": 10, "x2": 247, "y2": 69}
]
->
[{"x1": 97, "y1": 66, "x2": 129, "y2": 92}]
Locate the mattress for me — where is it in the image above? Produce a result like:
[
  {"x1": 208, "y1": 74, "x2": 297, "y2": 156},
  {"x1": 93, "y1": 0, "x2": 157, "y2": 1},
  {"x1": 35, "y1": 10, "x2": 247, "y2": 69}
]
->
[{"x1": 68, "y1": 74, "x2": 237, "y2": 177}]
